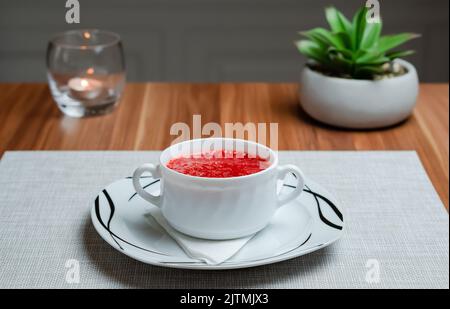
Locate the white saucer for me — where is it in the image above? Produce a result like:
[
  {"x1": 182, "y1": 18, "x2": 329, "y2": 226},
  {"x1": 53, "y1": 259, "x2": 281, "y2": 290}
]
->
[{"x1": 91, "y1": 173, "x2": 344, "y2": 270}]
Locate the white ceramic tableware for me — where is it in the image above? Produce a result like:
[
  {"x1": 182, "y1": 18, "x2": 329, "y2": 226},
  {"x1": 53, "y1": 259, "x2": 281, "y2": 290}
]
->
[
  {"x1": 132, "y1": 138, "x2": 305, "y2": 239},
  {"x1": 91, "y1": 174, "x2": 344, "y2": 269}
]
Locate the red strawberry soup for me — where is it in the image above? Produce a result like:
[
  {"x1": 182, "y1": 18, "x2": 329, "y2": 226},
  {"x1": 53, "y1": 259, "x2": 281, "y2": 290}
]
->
[{"x1": 166, "y1": 150, "x2": 271, "y2": 178}]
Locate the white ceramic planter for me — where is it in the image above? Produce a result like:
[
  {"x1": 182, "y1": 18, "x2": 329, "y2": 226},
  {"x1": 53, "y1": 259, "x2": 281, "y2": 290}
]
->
[{"x1": 299, "y1": 59, "x2": 419, "y2": 129}]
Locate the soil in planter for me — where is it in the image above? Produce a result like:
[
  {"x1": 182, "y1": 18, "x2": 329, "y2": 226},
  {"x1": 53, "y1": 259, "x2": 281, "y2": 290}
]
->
[{"x1": 307, "y1": 61, "x2": 409, "y2": 81}]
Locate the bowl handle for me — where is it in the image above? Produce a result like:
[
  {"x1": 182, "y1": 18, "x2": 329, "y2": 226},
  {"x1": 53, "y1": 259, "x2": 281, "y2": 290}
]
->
[
  {"x1": 276, "y1": 165, "x2": 305, "y2": 207},
  {"x1": 132, "y1": 163, "x2": 162, "y2": 208}
]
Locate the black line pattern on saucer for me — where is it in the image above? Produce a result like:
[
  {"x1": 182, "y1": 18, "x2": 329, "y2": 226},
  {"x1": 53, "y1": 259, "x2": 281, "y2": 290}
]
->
[
  {"x1": 304, "y1": 186, "x2": 343, "y2": 222},
  {"x1": 128, "y1": 179, "x2": 161, "y2": 202},
  {"x1": 306, "y1": 184, "x2": 342, "y2": 231},
  {"x1": 94, "y1": 176, "x2": 341, "y2": 266},
  {"x1": 246, "y1": 232, "x2": 312, "y2": 263},
  {"x1": 102, "y1": 190, "x2": 123, "y2": 250},
  {"x1": 95, "y1": 191, "x2": 170, "y2": 256},
  {"x1": 283, "y1": 177, "x2": 343, "y2": 230},
  {"x1": 160, "y1": 233, "x2": 313, "y2": 266},
  {"x1": 228, "y1": 233, "x2": 312, "y2": 265},
  {"x1": 158, "y1": 261, "x2": 204, "y2": 264}
]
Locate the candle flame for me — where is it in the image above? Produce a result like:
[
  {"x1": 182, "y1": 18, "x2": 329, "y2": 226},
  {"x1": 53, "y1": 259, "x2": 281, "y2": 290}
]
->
[
  {"x1": 86, "y1": 67, "x2": 94, "y2": 75},
  {"x1": 83, "y1": 32, "x2": 91, "y2": 39}
]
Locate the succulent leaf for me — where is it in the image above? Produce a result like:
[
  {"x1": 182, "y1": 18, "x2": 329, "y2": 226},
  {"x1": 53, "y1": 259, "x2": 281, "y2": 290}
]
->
[
  {"x1": 355, "y1": 50, "x2": 384, "y2": 64},
  {"x1": 378, "y1": 33, "x2": 420, "y2": 53},
  {"x1": 325, "y1": 7, "x2": 352, "y2": 33},
  {"x1": 361, "y1": 19, "x2": 382, "y2": 49},
  {"x1": 302, "y1": 28, "x2": 347, "y2": 50},
  {"x1": 351, "y1": 7, "x2": 368, "y2": 51},
  {"x1": 297, "y1": 6, "x2": 419, "y2": 79},
  {"x1": 335, "y1": 32, "x2": 353, "y2": 50},
  {"x1": 386, "y1": 50, "x2": 415, "y2": 60},
  {"x1": 295, "y1": 40, "x2": 328, "y2": 64}
]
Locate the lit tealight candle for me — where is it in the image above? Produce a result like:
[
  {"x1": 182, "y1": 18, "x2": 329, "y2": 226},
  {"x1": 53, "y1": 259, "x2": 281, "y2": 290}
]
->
[{"x1": 68, "y1": 77, "x2": 105, "y2": 100}]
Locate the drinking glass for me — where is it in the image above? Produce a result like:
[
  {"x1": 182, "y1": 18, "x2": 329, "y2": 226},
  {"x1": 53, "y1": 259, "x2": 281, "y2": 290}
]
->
[{"x1": 47, "y1": 29, "x2": 126, "y2": 117}]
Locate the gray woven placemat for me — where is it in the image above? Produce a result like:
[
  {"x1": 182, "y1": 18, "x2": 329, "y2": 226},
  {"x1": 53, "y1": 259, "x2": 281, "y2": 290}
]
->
[{"x1": 0, "y1": 151, "x2": 448, "y2": 289}]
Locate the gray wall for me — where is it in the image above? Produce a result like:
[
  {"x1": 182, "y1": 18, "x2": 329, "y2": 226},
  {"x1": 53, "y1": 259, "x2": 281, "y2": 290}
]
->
[{"x1": 0, "y1": 0, "x2": 448, "y2": 82}]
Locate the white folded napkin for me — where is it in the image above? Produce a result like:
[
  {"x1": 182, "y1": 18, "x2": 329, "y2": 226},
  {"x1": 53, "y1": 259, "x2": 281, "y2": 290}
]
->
[{"x1": 148, "y1": 207, "x2": 253, "y2": 265}]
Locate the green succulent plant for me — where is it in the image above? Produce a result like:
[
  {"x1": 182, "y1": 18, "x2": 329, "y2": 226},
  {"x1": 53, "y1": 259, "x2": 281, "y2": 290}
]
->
[{"x1": 295, "y1": 6, "x2": 420, "y2": 80}]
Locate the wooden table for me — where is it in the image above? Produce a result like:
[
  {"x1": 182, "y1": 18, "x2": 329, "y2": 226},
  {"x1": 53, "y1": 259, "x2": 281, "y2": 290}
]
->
[{"x1": 0, "y1": 83, "x2": 448, "y2": 209}]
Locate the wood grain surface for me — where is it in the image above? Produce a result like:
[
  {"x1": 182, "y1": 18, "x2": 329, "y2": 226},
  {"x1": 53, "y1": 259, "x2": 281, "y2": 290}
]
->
[{"x1": 0, "y1": 83, "x2": 448, "y2": 209}]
